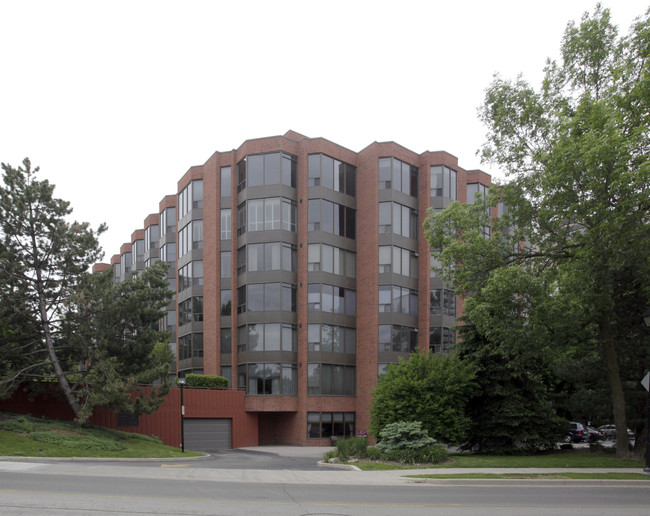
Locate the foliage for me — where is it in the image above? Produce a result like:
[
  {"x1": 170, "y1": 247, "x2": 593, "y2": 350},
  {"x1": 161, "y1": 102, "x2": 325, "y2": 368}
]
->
[
  {"x1": 370, "y1": 353, "x2": 476, "y2": 445},
  {"x1": 0, "y1": 159, "x2": 173, "y2": 422},
  {"x1": 335, "y1": 436, "x2": 370, "y2": 461},
  {"x1": 380, "y1": 445, "x2": 448, "y2": 465},
  {"x1": 424, "y1": 5, "x2": 650, "y2": 458},
  {"x1": 375, "y1": 421, "x2": 436, "y2": 452},
  {"x1": 456, "y1": 323, "x2": 566, "y2": 454},
  {"x1": 183, "y1": 373, "x2": 230, "y2": 389}
]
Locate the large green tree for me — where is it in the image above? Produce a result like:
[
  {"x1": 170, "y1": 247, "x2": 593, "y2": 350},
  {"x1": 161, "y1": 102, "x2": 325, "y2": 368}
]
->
[
  {"x1": 370, "y1": 352, "x2": 476, "y2": 445},
  {"x1": 0, "y1": 159, "x2": 172, "y2": 422},
  {"x1": 425, "y1": 5, "x2": 650, "y2": 457}
]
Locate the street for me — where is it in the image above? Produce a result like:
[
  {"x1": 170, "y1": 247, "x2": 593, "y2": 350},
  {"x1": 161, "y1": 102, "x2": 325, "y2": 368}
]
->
[{"x1": 1, "y1": 459, "x2": 649, "y2": 516}]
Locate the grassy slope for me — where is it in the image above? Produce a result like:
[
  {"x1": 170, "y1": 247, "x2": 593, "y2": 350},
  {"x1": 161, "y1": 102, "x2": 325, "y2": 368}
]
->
[{"x1": 0, "y1": 412, "x2": 202, "y2": 458}]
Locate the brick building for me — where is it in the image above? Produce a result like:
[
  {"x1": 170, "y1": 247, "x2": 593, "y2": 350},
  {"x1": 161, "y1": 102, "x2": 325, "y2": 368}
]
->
[{"x1": 97, "y1": 130, "x2": 492, "y2": 446}]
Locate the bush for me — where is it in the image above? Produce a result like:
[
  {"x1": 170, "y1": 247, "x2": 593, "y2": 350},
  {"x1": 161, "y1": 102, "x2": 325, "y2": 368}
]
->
[
  {"x1": 336, "y1": 436, "x2": 369, "y2": 461},
  {"x1": 375, "y1": 421, "x2": 436, "y2": 453},
  {"x1": 0, "y1": 416, "x2": 35, "y2": 433},
  {"x1": 382, "y1": 445, "x2": 448, "y2": 465},
  {"x1": 182, "y1": 374, "x2": 229, "y2": 389}
]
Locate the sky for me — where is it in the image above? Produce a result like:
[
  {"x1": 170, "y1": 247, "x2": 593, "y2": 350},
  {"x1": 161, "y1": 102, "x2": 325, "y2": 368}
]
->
[{"x1": 1, "y1": 0, "x2": 647, "y2": 260}]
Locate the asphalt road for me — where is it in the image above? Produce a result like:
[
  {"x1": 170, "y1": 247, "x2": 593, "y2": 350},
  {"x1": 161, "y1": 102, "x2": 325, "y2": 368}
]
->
[{"x1": 1, "y1": 454, "x2": 649, "y2": 516}]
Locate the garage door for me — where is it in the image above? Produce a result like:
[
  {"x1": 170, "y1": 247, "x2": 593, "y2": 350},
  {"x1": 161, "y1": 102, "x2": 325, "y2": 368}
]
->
[{"x1": 184, "y1": 418, "x2": 232, "y2": 452}]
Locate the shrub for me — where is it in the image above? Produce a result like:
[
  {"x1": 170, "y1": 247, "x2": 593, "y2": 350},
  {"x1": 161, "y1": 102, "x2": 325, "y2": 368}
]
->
[
  {"x1": 0, "y1": 416, "x2": 35, "y2": 433},
  {"x1": 375, "y1": 421, "x2": 436, "y2": 453},
  {"x1": 382, "y1": 445, "x2": 448, "y2": 465},
  {"x1": 336, "y1": 436, "x2": 369, "y2": 461},
  {"x1": 183, "y1": 374, "x2": 229, "y2": 389}
]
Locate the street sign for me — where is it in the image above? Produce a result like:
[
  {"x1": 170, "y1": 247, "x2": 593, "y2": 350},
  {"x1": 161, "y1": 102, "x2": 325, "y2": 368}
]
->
[{"x1": 642, "y1": 372, "x2": 650, "y2": 392}]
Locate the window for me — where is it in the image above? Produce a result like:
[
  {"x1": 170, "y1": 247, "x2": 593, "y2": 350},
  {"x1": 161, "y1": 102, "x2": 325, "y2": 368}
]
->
[
  {"x1": 378, "y1": 157, "x2": 418, "y2": 196},
  {"x1": 238, "y1": 198, "x2": 296, "y2": 235},
  {"x1": 178, "y1": 180, "x2": 203, "y2": 219},
  {"x1": 307, "y1": 412, "x2": 355, "y2": 439},
  {"x1": 178, "y1": 260, "x2": 203, "y2": 291},
  {"x1": 378, "y1": 202, "x2": 418, "y2": 239},
  {"x1": 179, "y1": 333, "x2": 203, "y2": 360},
  {"x1": 178, "y1": 297, "x2": 203, "y2": 325},
  {"x1": 160, "y1": 243, "x2": 176, "y2": 268},
  {"x1": 430, "y1": 165, "x2": 457, "y2": 200},
  {"x1": 132, "y1": 240, "x2": 144, "y2": 266},
  {"x1": 145, "y1": 225, "x2": 159, "y2": 252},
  {"x1": 307, "y1": 153, "x2": 356, "y2": 196},
  {"x1": 307, "y1": 284, "x2": 356, "y2": 316},
  {"x1": 221, "y1": 251, "x2": 231, "y2": 278},
  {"x1": 467, "y1": 182, "x2": 491, "y2": 237},
  {"x1": 307, "y1": 199, "x2": 356, "y2": 239},
  {"x1": 307, "y1": 324, "x2": 356, "y2": 353},
  {"x1": 240, "y1": 242, "x2": 296, "y2": 274},
  {"x1": 121, "y1": 252, "x2": 132, "y2": 275},
  {"x1": 160, "y1": 207, "x2": 176, "y2": 237},
  {"x1": 220, "y1": 328, "x2": 231, "y2": 354},
  {"x1": 307, "y1": 364, "x2": 356, "y2": 395},
  {"x1": 178, "y1": 220, "x2": 203, "y2": 259},
  {"x1": 221, "y1": 209, "x2": 231, "y2": 240},
  {"x1": 307, "y1": 244, "x2": 356, "y2": 277},
  {"x1": 378, "y1": 285, "x2": 418, "y2": 315},
  {"x1": 429, "y1": 327, "x2": 456, "y2": 353},
  {"x1": 220, "y1": 166, "x2": 231, "y2": 198},
  {"x1": 238, "y1": 363, "x2": 297, "y2": 396},
  {"x1": 221, "y1": 290, "x2": 231, "y2": 316},
  {"x1": 237, "y1": 283, "x2": 296, "y2": 314},
  {"x1": 378, "y1": 325, "x2": 417, "y2": 353},
  {"x1": 378, "y1": 245, "x2": 418, "y2": 277},
  {"x1": 237, "y1": 323, "x2": 297, "y2": 352},
  {"x1": 237, "y1": 152, "x2": 297, "y2": 192}
]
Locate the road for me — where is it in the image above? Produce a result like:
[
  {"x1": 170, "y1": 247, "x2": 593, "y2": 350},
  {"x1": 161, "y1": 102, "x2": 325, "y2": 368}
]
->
[{"x1": 1, "y1": 458, "x2": 649, "y2": 516}]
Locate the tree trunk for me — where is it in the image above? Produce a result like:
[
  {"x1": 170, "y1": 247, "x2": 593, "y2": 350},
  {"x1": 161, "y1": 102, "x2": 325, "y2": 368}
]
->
[{"x1": 600, "y1": 311, "x2": 630, "y2": 458}]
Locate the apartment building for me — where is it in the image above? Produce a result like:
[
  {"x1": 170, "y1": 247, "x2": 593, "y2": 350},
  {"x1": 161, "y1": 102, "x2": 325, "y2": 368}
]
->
[{"x1": 99, "y1": 130, "x2": 492, "y2": 446}]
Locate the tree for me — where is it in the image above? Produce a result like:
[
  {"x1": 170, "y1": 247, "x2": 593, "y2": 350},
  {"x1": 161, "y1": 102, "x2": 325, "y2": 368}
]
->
[
  {"x1": 369, "y1": 352, "x2": 476, "y2": 445},
  {"x1": 425, "y1": 5, "x2": 650, "y2": 457},
  {"x1": 0, "y1": 159, "x2": 173, "y2": 422}
]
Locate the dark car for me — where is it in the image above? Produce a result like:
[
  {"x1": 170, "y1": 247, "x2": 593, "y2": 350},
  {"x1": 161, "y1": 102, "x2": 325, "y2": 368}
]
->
[
  {"x1": 563, "y1": 422, "x2": 585, "y2": 443},
  {"x1": 584, "y1": 426, "x2": 602, "y2": 442}
]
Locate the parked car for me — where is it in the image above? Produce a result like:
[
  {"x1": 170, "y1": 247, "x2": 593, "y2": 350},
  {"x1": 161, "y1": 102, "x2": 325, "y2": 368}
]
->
[
  {"x1": 584, "y1": 426, "x2": 602, "y2": 442},
  {"x1": 563, "y1": 422, "x2": 585, "y2": 443},
  {"x1": 597, "y1": 424, "x2": 635, "y2": 440}
]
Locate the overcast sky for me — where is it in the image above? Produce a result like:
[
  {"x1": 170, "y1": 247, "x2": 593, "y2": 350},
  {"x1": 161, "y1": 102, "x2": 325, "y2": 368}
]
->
[{"x1": 1, "y1": 0, "x2": 647, "y2": 260}]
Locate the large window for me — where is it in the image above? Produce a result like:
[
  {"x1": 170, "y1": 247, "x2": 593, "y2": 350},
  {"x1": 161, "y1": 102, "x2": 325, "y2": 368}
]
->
[
  {"x1": 178, "y1": 261, "x2": 203, "y2": 291},
  {"x1": 221, "y1": 209, "x2": 231, "y2": 240},
  {"x1": 220, "y1": 166, "x2": 231, "y2": 198},
  {"x1": 221, "y1": 290, "x2": 231, "y2": 315},
  {"x1": 178, "y1": 180, "x2": 203, "y2": 219},
  {"x1": 429, "y1": 327, "x2": 456, "y2": 353},
  {"x1": 430, "y1": 289, "x2": 456, "y2": 317},
  {"x1": 378, "y1": 202, "x2": 418, "y2": 239},
  {"x1": 121, "y1": 252, "x2": 132, "y2": 276},
  {"x1": 308, "y1": 153, "x2": 356, "y2": 196},
  {"x1": 221, "y1": 251, "x2": 231, "y2": 278},
  {"x1": 378, "y1": 324, "x2": 417, "y2": 353},
  {"x1": 238, "y1": 242, "x2": 296, "y2": 274},
  {"x1": 179, "y1": 333, "x2": 203, "y2": 360},
  {"x1": 160, "y1": 207, "x2": 176, "y2": 237},
  {"x1": 378, "y1": 245, "x2": 418, "y2": 277},
  {"x1": 307, "y1": 244, "x2": 356, "y2": 277},
  {"x1": 307, "y1": 412, "x2": 355, "y2": 439},
  {"x1": 160, "y1": 242, "x2": 176, "y2": 268},
  {"x1": 307, "y1": 324, "x2": 356, "y2": 353},
  {"x1": 430, "y1": 165, "x2": 457, "y2": 200},
  {"x1": 307, "y1": 364, "x2": 356, "y2": 395},
  {"x1": 145, "y1": 225, "x2": 159, "y2": 252},
  {"x1": 307, "y1": 284, "x2": 356, "y2": 316},
  {"x1": 237, "y1": 283, "x2": 296, "y2": 314},
  {"x1": 308, "y1": 199, "x2": 356, "y2": 239},
  {"x1": 237, "y1": 323, "x2": 297, "y2": 352},
  {"x1": 178, "y1": 220, "x2": 203, "y2": 259},
  {"x1": 238, "y1": 363, "x2": 297, "y2": 396},
  {"x1": 132, "y1": 240, "x2": 144, "y2": 266},
  {"x1": 237, "y1": 198, "x2": 296, "y2": 235},
  {"x1": 237, "y1": 152, "x2": 297, "y2": 192},
  {"x1": 378, "y1": 285, "x2": 418, "y2": 315},
  {"x1": 378, "y1": 157, "x2": 418, "y2": 196},
  {"x1": 178, "y1": 297, "x2": 203, "y2": 325}
]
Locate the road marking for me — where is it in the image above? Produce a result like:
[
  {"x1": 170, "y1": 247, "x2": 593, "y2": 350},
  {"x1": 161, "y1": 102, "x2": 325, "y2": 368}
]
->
[
  {"x1": 0, "y1": 462, "x2": 47, "y2": 472},
  {"x1": 160, "y1": 464, "x2": 189, "y2": 468}
]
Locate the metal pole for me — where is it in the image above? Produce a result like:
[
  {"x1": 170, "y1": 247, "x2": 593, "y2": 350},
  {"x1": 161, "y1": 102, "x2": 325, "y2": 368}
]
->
[
  {"x1": 180, "y1": 382, "x2": 185, "y2": 453},
  {"x1": 645, "y1": 392, "x2": 650, "y2": 473}
]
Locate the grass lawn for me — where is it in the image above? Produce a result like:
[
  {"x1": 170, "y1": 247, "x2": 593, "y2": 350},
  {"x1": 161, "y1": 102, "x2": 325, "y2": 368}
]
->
[
  {"x1": 0, "y1": 412, "x2": 202, "y2": 458},
  {"x1": 349, "y1": 450, "x2": 643, "y2": 471},
  {"x1": 407, "y1": 472, "x2": 650, "y2": 480}
]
